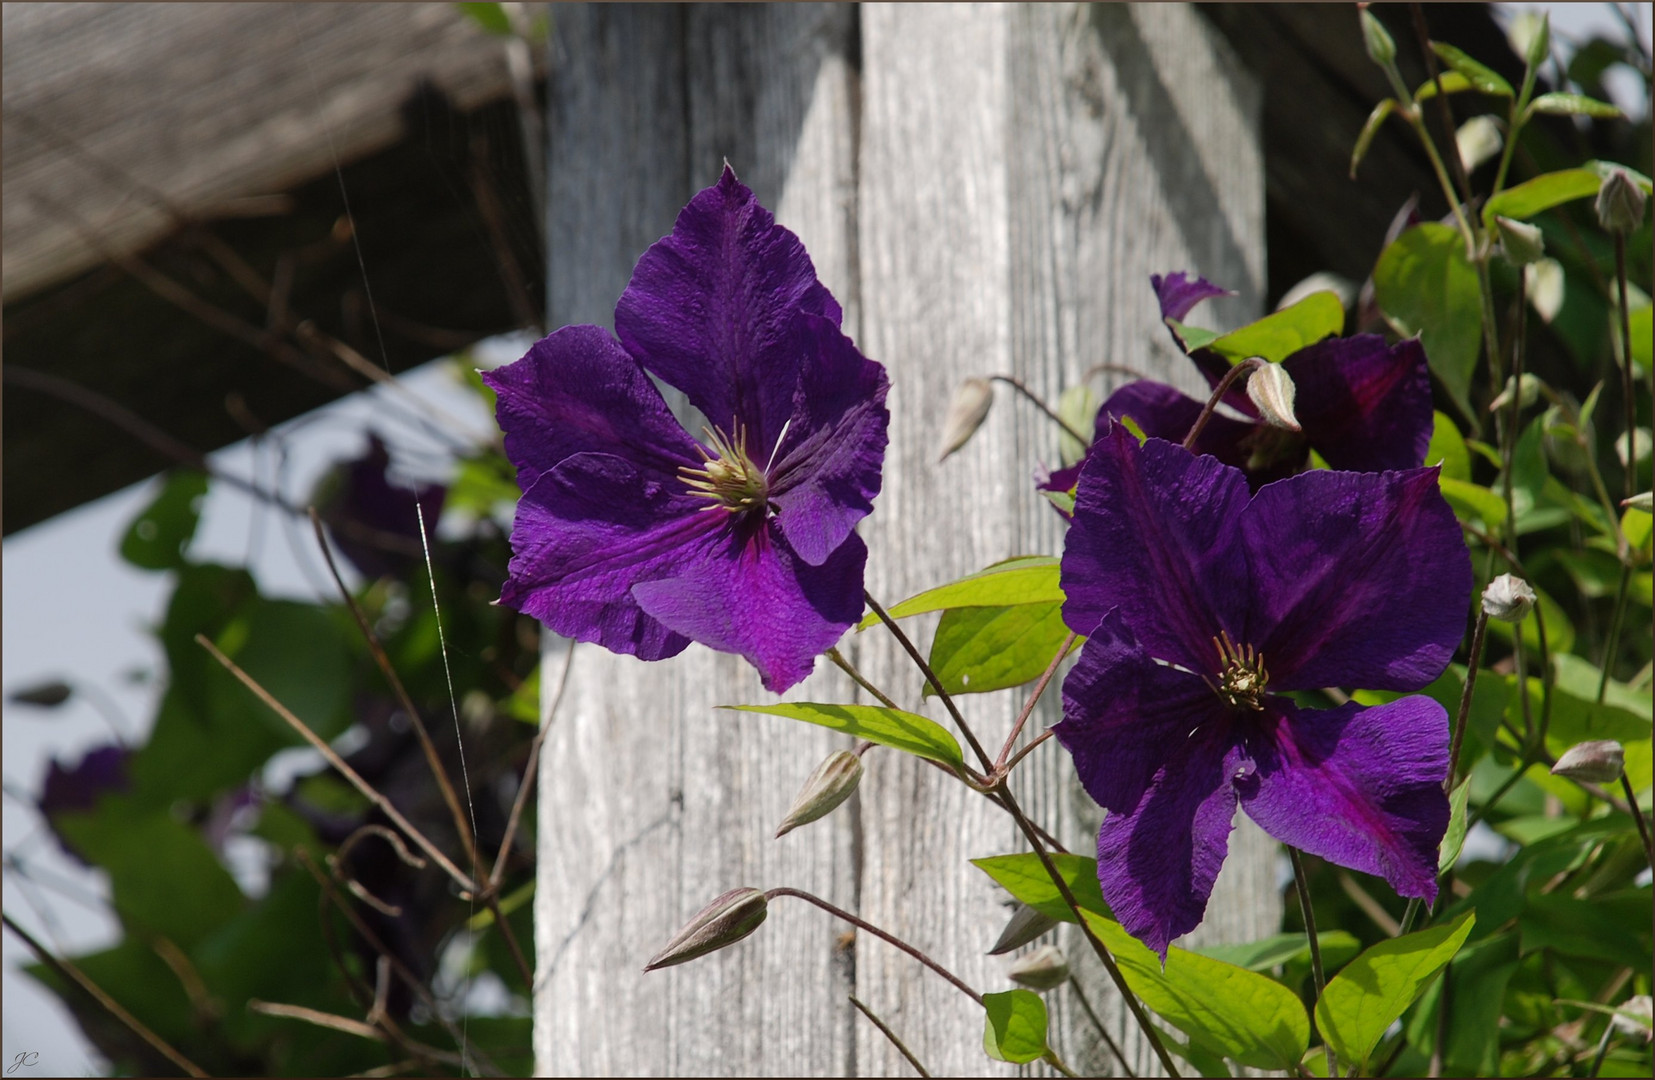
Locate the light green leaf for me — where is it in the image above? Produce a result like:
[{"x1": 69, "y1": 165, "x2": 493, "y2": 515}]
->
[
  {"x1": 972, "y1": 852, "x2": 1110, "y2": 922},
  {"x1": 120, "y1": 470, "x2": 209, "y2": 570},
  {"x1": 1629, "y1": 305, "x2": 1652, "y2": 372},
  {"x1": 1430, "y1": 42, "x2": 1514, "y2": 97},
  {"x1": 1079, "y1": 911, "x2": 1311, "y2": 1071},
  {"x1": 1057, "y1": 384, "x2": 1098, "y2": 466},
  {"x1": 1413, "y1": 70, "x2": 1475, "y2": 102},
  {"x1": 1585, "y1": 159, "x2": 1654, "y2": 192},
  {"x1": 1527, "y1": 91, "x2": 1621, "y2": 118},
  {"x1": 982, "y1": 990, "x2": 1049, "y2": 1064},
  {"x1": 1439, "y1": 476, "x2": 1506, "y2": 529},
  {"x1": 1426, "y1": 411, "x2": 1470, "y2": 482},
  {"x1": 927, "y1": 602, "x2": 1077, "y2": 696},
  {"x1": 859, "y1": 556, "x2": 1061, "y2": 629},
  {"x1": 1373, "y1": 224, "x2": 1481, "y2": 418},
  {"x1": 722, "y1": 702, "x2": 964, "y2": 769},
  {"x1": 1315, "y1": 911, "x2": 1476, "y2": 1070},
  {"x1": 1352, "y1": 99, "x2": 1399, "y2": 177},
  {"x1": 456, "y1": 2, "x2": 512, "y2": 35},
  {"x1": 1204, "y1": 291, "x2": 1345, "y2": 365},
  {"x1": 1166, "y1": 318, "x2": 1223, "y2": 353},
  {"x1": 1482, "y1": 169, "x2": 1603, "y2": 229},
  {"x1": 1195, "y1": 932, "x2": 1361, "y2": 976},
  {"x1": 1439, "y1": 779, "x2": 1471, "y2": 872}
]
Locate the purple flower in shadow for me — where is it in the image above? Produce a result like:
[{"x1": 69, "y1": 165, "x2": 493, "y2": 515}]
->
[
  {"x1": 1055, "y1": 426, "x2": 1470, "y2": 959},
  {"x1": 318, "y1": 433, "x2": 447, "y2": 580},
  {"x1": 39, "y1": 744, "x2": 130, "y2": 865},
  {"x1": 485, "y1": 168, "x2": 889, "y2": 692}
]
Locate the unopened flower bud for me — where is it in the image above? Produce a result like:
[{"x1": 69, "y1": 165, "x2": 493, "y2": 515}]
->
[
  {"x1": 937, "y1": 377, "x2": 995, "y2": 461},
  {"x1": 1008, "y1": 944, "x2": 1070, "y2": 991},
  {"x1": 775, "y1": 749, "x2": 863, "y2": 837},
  {"x1": 1625, "y1": 491, "x2": 1653, "y2": 514},
  {"x1": 988, "y1": 902, "x2": 1060, "y2": 956},
  {"x1": 1246, "y1": 361, "x2": 1301, "y2": 432},
  {"x1": 1611, "y1": 995, "x2": 1653, "y2": 1043},
  {"x1": 644, "y1": 887, "x2": 768, "y2": 971},
  {"x1": 1456, "y1": 116, "x2": 1503, "y2": 174},
  {"x1": 1360, "y1": 9, "x2": 1397, "y2": 67},
  {"x1": 1550, "y1": 739, "x2": 1625, "y2": 784},
  {"x1": 1481, "y1": 574, "x2": 1536, "y2": 622},
  {"x1": 1616, "y1": 428, "x2": 1651, "y2": 469},
  {"x1": 1494, "y1": 216, "x2": 1546, "y2": 266},
  {"x1": 1524, "y1": 258, "x2": 1565, "y2": 324},
  {"x1": 1489, "y1": 373, "x2": 1542, "y2": 413},
  {"x1": 1507, "y1": 11, "x2": 1549, "y2": 71},
  {"x1": 1596, "y1": 167, "x2": 1648, "y2": 234},
  {"x1": 8, "y1": 680, "x2": 74, "y2": 708}
]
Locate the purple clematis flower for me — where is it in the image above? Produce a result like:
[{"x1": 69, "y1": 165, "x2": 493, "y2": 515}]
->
[
  {"x1": 1055, "y1": 426, "x2": 1470, "y2": 959},
  {"x1": 485, "y1": 168, "x2": 889, "y2": 692}
]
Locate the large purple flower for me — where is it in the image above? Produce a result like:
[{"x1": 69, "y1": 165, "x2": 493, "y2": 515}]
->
[
  {"x1": 484, "y1": 168, "x2": 888, "y2": 692},
  {"x1": 1055, "y1": 426, "x2": 1470, "y2": 958}
]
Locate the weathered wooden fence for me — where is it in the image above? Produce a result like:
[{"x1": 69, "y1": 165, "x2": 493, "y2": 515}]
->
[{"x1": 535, "y1": 4, "x2": 1277, "y2": 1074}]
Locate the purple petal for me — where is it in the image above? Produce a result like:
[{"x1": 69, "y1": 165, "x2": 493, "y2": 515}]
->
[
  {"x1": 1095, "y1": 719, "x2": 1246, "y2": 961},
  {"x1": 616, "y1": 167, "x2": 842, "y2": 453},
  {"x1": 1062, "y1": 428, "x2": 1251, "y2": 671},
  {"x1": 484, "y1": 325, "x2": 703, "y2": 492},
  {"x1": 632, "y1": 525, "x2": 866, "y2": 693},
  {"x1": 1099, "y1": 381, "x2": 1261, "y2": 471},
  {"x1": 1286, "y1": 336, "x2": 1433, "y2": 473},
  {"x1": 1152, "y1": 271, "x2": 1233, "y2": 324},
  {"x1": 1240, "y1": 466, "x2": 1471, "y2": 691},
  {"x1": 765, "y1": 313, "x2": 890, "y2": 565},
  {"x1": 1240, "y1": 695, "x2": 1449, "y2": 905},
  {"x1": 501, "y1": 452, "x2": 717, "y2": 661},
  {"x1": 1056, "y1": 609, "x2": 1230, "y2": 816}
]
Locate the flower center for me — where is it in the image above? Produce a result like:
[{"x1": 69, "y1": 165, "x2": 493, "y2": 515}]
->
[
  {"x1": 1210, "y1": 630, "x2": 1269, "y2": 711},
  {"x1": 679, "y1": 424, "x2": 769, "y2": 514}
]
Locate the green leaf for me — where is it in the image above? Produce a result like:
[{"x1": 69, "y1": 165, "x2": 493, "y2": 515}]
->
[
  {"x1": 1351, "y1": 98, "x2": 1399, "y2": 177},
  {"x1": 1430, "y1": 42, "x2": 1514, "y2": 97},
  {"x1": 1427, "y1": 411, "x2": 1471, "y2": 482},
  {"x1": 1629, "y1": 305, "x2": 1652, "y2": 372},
  {"x1": 1519, "y1": 890, "x2": 1652, "y2": 966},
  {"x1": 723, "y1": 702, "x2": 964, "y2": 769},
  {"x1": 1195, "y1": 932, "x2": 1361, "y2": 977},
  {"x1": 1078, "y1": 911, "x2": 1311, "y2": 1071},
  {"x1": 1542, "y1": 654, "x2": 1652, "y2": 790},
  {"x1": 1527, "y1": 91, "x2": 1621, "y2": 118},
  {"x1": 1584, "y1": 159, "x2": 1655, "y2": 193},
  {"x1": 1412, "y1": 70, "x2": 1475, "y2": 102},
  {"x1": 972, "y1": 852, "x2": 1109, "y2": 922},
  {"x1": 55, "y1": 799, "x2": 245, "y2": 949},
  {"x1": 1165, "y1": 317, "x2": 1223, "y2": 353},
  {"x1": 456, "y1": 2, "x2": 512, "y2": 35},
  {"x1": 1056, "y1": 384, "x2": 1098, "y2": 466},
  {"x1": 927, "y1": 602, "x2": 1076, "y2": 696},
  {"x1": 1439, "y1": 779, "x2": 1471, "y2": 872},
  {"x1": 1404, "y1": 931, "x2": 1519, "y2": 1075},
  {"x1": 982, "y1": 990, "x2": 1049, "y2": 1064},
  {"x1": 1204, "y1": 291, "x2": 1345, "y2": 365},
  {"x1": 1373, "y1": 224, "x2": 1481, "y2": 419},
  {"x1": 119, "y1": 470, "x2": 209, "y2": 570},
  {"x1": 1315, "y1": 911, "x2": 1476, "y2": 1070},
  {"x1": 501, "y1": 661, "x2": 541, "y2": 723},
  {"x1": 1439, "y1": 476, "x2": 1506, "y2": 529},
  {"x1": 859, "y1": 556, "x2": 1062, "y2": 629},
  {"x1": 1482, "y1": 169, "x2": 1603, "y2": 229}
]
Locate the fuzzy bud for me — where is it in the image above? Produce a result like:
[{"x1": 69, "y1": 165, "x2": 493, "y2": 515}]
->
[
  {"x1": 775, "y1": 750, "x2": 864, "y2": 838},
  {"x1": 1488, "y1": 373, "x2": 1542, "y2": 414},
  {"x1": 988, "y1": 903, "x2": 1060, "y2": 956},
  {"x1": 1494, "y1": 216, "x2": 1546, "y2": 266},
  {"x1": 1008, "y1": 944, "x2": 1071, "y2": 991},
  {"x1": 1625, "y1": 492, "x2": 1653, "y2": 514},
  {"x1": 1596, "y1": 168, "x2": 1648, "y2": 234},
  {"x1": 644, "y1": 887, "x2": 768, "y2": 971},
  {"x1": 1456, "y1": 116, "x2": 1503, "y2": 174},
  {"x1": 1246, "y1": 361, "x2": 1301, "y2": 432},
  {"x1": 1481, "y1": 574, "x2": 1536, "y2": 623},
  {"x1": 1360, "y1": 8, "x2": 1397, "y2": 67},
  {"x1": 8, "y1": 680, "x2": 74, "y2": 708},
  {"x1": 1524, "y1": 258, "x2": 1565, "y2": 324},
  {"x1": 937, "y1": 377, "x2": 995, "y2": 461},
  {"x1": 1550, "y1": 739, "x2": 1625, "y2": 784}
]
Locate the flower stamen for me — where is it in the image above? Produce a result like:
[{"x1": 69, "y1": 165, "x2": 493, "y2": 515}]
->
[
  {"x1": 679, "y1": 424, "x2": 770, "y2": 514},
  {"x1": 1210, "y1": 630, "x2": 1269, "y2": 711}
]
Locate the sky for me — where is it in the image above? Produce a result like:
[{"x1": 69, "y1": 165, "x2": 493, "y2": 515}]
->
[{"x1": 2, "y1": 3, "x2": 1649, "y2": 1074}]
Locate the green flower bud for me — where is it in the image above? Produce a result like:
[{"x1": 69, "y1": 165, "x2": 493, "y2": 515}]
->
[
  {"x1": 1246, "y1": 361, "x2": 1301, "y2": 432},
  {"x1": 1624, "y1": 491, "x2": 1653, "y2": 514},
  {"x1": 937, "y1": 377, "x2": 995, "y2": 462},
  {"x1": 1488, "y1": 372, "x2": 1542, "y2": 413},
  {"x1": 644, "y1": 887, "x2": 768, "y2": 971},
  {"x1": 1456, "y1": 115, "x2": 1503, "y2": 174},
  {"x1": 1008, "y1": 944, "x2": 1070, "y2": 991},
  {"x1": 1494, "y1": 215, "x2": 1546, "y2": 266},
  {"x1": 775, "y1": 749, "x2": 864, "y2": 837},
  {"x1": 1481, "y1": 574, "x2": 1535, "y2": 623},
  {"x1": 1524, "y1": 258, "x2": 1565, "y2": 324},
  {"x1": 1596, "y1": 167, "x2": 1648, "y2": 234},
  {"x1": 1361, "y1": 8, "x2": 1397, "y2": 67},
  {"x1": 1550, "y1": 739, "x2": 1625, "y2": 784},
  {"x1": 988, "y1": 902, "x2": 1060, "y2": 956}
]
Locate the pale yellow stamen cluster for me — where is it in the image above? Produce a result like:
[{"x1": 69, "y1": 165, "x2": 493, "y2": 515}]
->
[
  {"x1": 679, "y1": 424, "x2": 769, "y2": 513},
  {"x1": 1208, "y1": 629, "x2": 1269, "y2": 711}
]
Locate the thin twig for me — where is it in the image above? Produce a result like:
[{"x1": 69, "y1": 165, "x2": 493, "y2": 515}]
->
[
  {"x1": 849, "y1": 994, "x2": 932, "y2": 1077},
  {"x1": 1000, "y1": 729, "x2": 1056, "y2": 778},
  {"x1": 1448, "y1": 610, "x2": 1490, "y2": 792},
  {"x1": 766, "y1": 888, "x2": 982, "y2": 1005},
  {"x1": 827, "y1": 646, "x2": 902, "y2": 711},
  {"x1": 1620, "y1": 773, "x2": 1655, "y2": 867},
  {"x1": 196, "y1": 634, "x2": 474, "y2": 888},
  {"x1": 1069, "y1": 977, "x2": 1136, "y2": 1077},
  {"x1": 863, "y1": 591, "x2": 994, "y2": 775},
  {"x1": 1291, "y1": 848, "x2": 1336, "y2": 1078},
  {"x1": 989, "y1": 375, "x2": 1091, "y2": 445},
  {"x1": 994, "y1": 631, "x2": 1077, "y2": 773},
  {"x1": 1182, "y1": 358, "x2": 1262, "y2": 451},
  {"x1": 3, "y1": 912, "x2": 209, "y2": 1077}
]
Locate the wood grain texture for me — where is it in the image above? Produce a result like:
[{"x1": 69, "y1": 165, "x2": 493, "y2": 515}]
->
[
  {"x1": 537, "y1": 4, "x2": 1274, "y2": 1075},
  {"x1": 1, "y1": 2, "x2": 524, "y2": 299}
]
